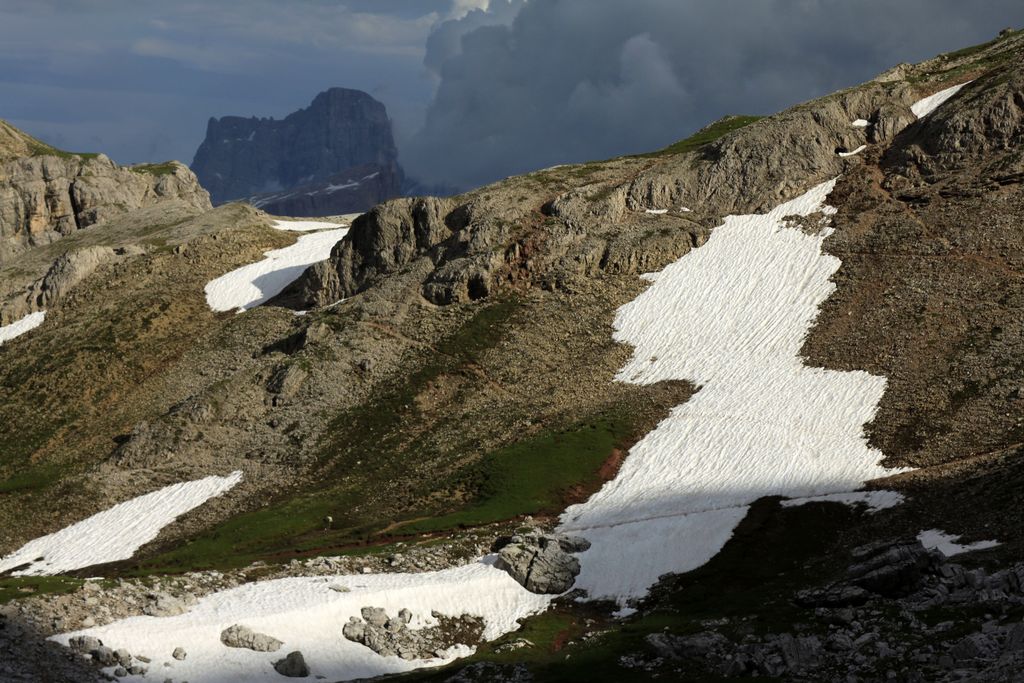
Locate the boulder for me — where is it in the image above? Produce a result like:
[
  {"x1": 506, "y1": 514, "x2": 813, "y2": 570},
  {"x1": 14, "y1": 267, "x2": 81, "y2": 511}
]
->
[
  {"x1": 343, "y1": 608, "x2": 484, "y2": 661},
  {"x1": 220, "y1": 624, "x2": 284, "y2": 652},
  {"x1": 494, "y1": 532, "x2": 591, "y2": 594},
  {"x1": 67, "y1": 636, "x2": 102, "y2": 654},
  {"x1": 273, "y1": 651, "x2": 310, "y2": 678}
]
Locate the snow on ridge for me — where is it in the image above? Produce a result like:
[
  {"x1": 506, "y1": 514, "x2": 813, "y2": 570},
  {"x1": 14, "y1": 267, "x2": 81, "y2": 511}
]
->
[
  {"x1": 204, "y1": 227, "x2": 349, "y2": 312},
  {"x1": 270, "y1": 219, "x2": 347, "y2": 232},
  {"x1": 851, "y1": 119, "x2": 871, "y2": 128},
  {"x1": 0, "y1": 472, "x2": 242, "y2": 577},
  {"x1": 911, "y1": 81, "x2": 972, "y2": 119},
  {"x1": 918, "y1": 529, "x2": 1001, "y2": 557},
  {"x1": 0, "y1": 310, "x2": 46, "y2": 345},
  {"x1": 559, "y1": 179, "x2": 909, "y2": 604},
  {"x1": 839, "y1": 145, "x2": 868, "y2": 158},
  {"x1": 781, "y1": 490, "x2": 905, "y2": 512},
  {"x1": 53, "y1": 559, "x2": 551, "y2": 683}
]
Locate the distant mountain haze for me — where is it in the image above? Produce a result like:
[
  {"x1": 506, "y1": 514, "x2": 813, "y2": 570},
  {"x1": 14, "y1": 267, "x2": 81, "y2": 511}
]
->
[{"x1": 191, "y1": 88, "x2": 403, "y2": 215}]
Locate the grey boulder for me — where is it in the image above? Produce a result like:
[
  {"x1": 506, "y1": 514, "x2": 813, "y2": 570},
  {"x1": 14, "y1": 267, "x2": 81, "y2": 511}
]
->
[
  {"x1": 494, "y1": 532, "x2": 591, "y2": 594},
  {"x1": 220, "y1": 624, "x2": 284, "y2": 652},
  {"x1": 273, "y1": 651, "x2": 310, "y2": 678}
]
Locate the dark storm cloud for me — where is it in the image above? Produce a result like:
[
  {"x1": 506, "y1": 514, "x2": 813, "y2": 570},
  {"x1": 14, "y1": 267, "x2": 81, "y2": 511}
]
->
[
  {"x1": 0, "y1": 0, "x2": 445, "y2": 165},
  {"x1": 2, "y1": 1, "x2": 1022, "y2": 188},
  {"x1": 404, "y1": 0, "x2": 1024, "y2": 190}
]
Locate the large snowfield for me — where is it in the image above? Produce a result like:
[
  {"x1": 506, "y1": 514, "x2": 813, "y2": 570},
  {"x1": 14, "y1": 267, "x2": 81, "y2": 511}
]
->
[
  {"x1": 0, "y1": 310, "x2": 45, "y2": 345},
  {"x1": 0, "y1": 472, "x2": 242, "y2": 576},
  {"x1": 558, "y1": 180, "x2": 908, "y2": 604},
  {"x1": 205, "y1": 219, "x2": 349, "y2": 312},
  {"x1": 56, "y1": 559, "x2": 551, "y2": 683}
]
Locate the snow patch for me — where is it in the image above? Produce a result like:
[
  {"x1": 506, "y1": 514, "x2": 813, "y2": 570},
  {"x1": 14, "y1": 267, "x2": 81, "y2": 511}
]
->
[
  {"x1": 0, "y1": 472, "x2": 242, "y2": 577},
  {"x1": 205, "y1": 228, "x2": 348, "y2": 312},
  {"x1": 911, "y1": 82, "x2": 972, "y2": 119},
  {"x1": 645, "y1": 209, "x2": 669, "y2": 215},
  {"x1": 0, "y1": 310, "x2": 46, "y2": 345},
  {"x1": 851, "y1": 119, "x2": 870, "y2": 128},
  {"x1": 270, "y1": 219, "x2": 347, "y2": 232},
  {"x1": 53, "y1": 559, "x2": 551, "y2": 683},
  {"x1": 838, "y1": 145, "x2": 867, "y2": 158},
  {"x1": 918, "y1": 529, "x2": 1001, "y2": 557},
  {"x1": 781, "y1": 490, "x2": 905, "y2": 512},
  {"x1": 559, "y1": 179, "x2": 908, "y2": 605}
]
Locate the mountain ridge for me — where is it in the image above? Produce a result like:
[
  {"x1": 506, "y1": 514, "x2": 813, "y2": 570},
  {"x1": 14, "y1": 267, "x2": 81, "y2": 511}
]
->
[
  {"x1": 191, "y1": 87, "x2": 404, "y2": 212},
  {"x1": 0, "y1": 27, "x2": 1023, "y2": 683}
]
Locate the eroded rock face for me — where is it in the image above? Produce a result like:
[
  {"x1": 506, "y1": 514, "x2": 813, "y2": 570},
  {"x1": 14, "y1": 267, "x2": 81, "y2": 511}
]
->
[
  {"x1": 342, "y1": 607, "x2": 485, "y2": 661},
  {"x1": 191, "y1": 87, "x2": 403, "y2": 209},
  {"x1": 0, "y1": 150, "x2": 210, "y2": 264},
  {"x1": 494, "y1": 532, "x2": 591, "y2": 594}
]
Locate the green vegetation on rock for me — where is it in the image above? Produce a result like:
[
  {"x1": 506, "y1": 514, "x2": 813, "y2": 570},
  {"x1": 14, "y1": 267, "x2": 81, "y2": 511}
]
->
[
  {"x1": 639, "y1": 115, "x2": 764, "y2": 158},
  {"x1": 130, "y1": 162, "x2": 178, "y2": 176}
]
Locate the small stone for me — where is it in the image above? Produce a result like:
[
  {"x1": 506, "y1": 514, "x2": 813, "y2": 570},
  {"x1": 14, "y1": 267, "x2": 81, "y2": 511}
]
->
[
  {"x1": 113, "y1": 667, "x2": 128, "y2": 678},
  {"x1": 172, "y1": 647, "x2": 187, "y2": 661}
]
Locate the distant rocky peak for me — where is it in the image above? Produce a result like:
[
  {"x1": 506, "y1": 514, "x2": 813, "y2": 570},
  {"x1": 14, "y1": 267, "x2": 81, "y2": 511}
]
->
[{"x1": 191, "y1": 87, "x2": 403, "y2": 209}]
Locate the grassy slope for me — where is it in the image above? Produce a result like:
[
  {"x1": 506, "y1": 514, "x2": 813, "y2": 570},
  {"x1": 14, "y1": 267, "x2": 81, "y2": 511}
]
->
[{"x1": 128, "y1": 300, "x2": 642, "y2": 574}]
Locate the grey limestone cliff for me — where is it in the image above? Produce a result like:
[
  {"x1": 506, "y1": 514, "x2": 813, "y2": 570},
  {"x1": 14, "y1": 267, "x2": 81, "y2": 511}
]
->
[{"x1": 191, "y1": 87, "x2": 403, "y2": 210}]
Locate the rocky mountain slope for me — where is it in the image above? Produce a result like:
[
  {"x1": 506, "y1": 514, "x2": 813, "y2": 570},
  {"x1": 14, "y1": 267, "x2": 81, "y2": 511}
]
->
[
  {"x1": 1, "y1": 28, "x2": 1023, "y2": 683},
  {"x1": 0, "y1": 120, "x2": 210, "y2": 267},
  {"x1": 191, "y1": 87, "x2": 404, "y2": 214}
]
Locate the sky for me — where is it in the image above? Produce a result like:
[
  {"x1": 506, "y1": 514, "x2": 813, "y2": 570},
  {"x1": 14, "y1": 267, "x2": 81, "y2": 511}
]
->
[{"x1": 1, "y1": 1, "x2": 1022, "y2": 191}]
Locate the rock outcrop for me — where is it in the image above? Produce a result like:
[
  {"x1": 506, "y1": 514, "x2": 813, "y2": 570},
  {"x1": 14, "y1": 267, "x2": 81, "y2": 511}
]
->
[
  {"x1": 342, "y1": 607, "x2": 485, "y2": 660},
  {"x1": 493, "y1": 532, "x2": 591, "y2": 594},
  {"x1": 191, "y1": 87, "x2": 403, "y2": 213},
  {"x1": 0, "y1": 121, "x2": 210, "y2": 264}
]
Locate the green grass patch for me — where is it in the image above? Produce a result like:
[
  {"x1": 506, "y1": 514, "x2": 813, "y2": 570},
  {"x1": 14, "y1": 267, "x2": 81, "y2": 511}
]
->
[
  {"x1": 637, "y1": 115, "x2": 764, "y2": 158},
  {"x1": 131, "y1": 162, "x2": 178, "y2": 176},
  {"x1": 397, "y1": 413, "x2": 630, "y2": 534},
  {"x1": 0, "y1": 576, "x2": 83, "y2": 605},
  {"x1": 24, "y1": 136, "x2": 99, "y2": 160},
  {"x1": 0, "y1": 463, "x2": 63, "y2": 494}
]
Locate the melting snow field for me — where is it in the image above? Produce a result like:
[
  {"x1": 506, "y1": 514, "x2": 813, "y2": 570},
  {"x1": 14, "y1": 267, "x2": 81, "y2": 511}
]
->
[
  {"x1": 911, "y1": 82, "x2": 971, "y2": 119},
  {"x1": 918, "y1": 529, "x2": 1001, "y2": 557},
  {"x1": 270, "y1": 219, "x2": 350, "y2": 232},
  {"x1": 0, "y1": 472, "x2": 242, "y2": 576},
  {"x1": 558, "y1": 179, "x2": 908, "y2": 604},
  {"x1": 0, "y1": 310, "x2": 46, "y2": 345},
  {"x1": 205, "y1": 221, "x2": 349, "y2": 312},
  {"x1": 55, "y1": 559, "x2": 551, "y2": 683}
]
